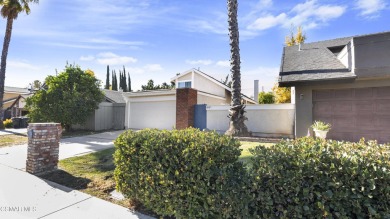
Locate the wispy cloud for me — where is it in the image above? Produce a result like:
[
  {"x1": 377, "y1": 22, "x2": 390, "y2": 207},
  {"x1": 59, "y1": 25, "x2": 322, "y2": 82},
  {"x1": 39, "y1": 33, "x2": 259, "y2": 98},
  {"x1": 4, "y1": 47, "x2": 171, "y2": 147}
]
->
[
  {"x1": 144, "y1": 64, "x2": 163, "y2": 72},
  {"x1": 248, "y1": 13, "x2": 287, "y2": 31},
  {"x1": 80, "y1": 55, "x2": 95, "y2": 61},
  {"x1": 248, "y1": 0, "x2": 346, "y2": 31},
  {"x1": 127, "y1": 64, "x2": 163, "y2": 74},
  {"x1": 186, "y1": 0, "x2": 346, "y2": 39},
  {"x1": 216, "y1": 60, "x2": 230, "y2": 68},
  {"x1": 186, "y1": 59, "x2": 214, "y2": 65},
  {"x1": 355, "y1": 0, "x2": 387, "y2": 17},
  {"x1": 8, "y1": 60, "x2": 43, "y2": 71},
  {"x1": 96, "y1": 52, "x2": 137, "y2": 65}
]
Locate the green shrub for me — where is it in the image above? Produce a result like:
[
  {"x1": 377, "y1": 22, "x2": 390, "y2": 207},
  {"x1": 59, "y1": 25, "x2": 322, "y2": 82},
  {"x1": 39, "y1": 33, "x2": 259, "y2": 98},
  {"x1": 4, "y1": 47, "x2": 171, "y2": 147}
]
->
[
  {"x1": 3, "y1": 119, "x2": 13, "y2": 128},
  {"x1": 249, "y1": 137, "x2": 390, "y2": 218},
  {"x1": 114, "y1": 128, "x2": 251, "y2": 218},
  {"x1": 258, "y1": 91, "x2": 275, "y2": 104}
]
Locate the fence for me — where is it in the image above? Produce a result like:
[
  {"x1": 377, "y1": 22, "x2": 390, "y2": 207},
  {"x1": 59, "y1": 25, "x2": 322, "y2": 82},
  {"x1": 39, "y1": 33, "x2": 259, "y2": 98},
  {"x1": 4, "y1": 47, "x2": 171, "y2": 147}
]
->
[
  {"x1": 73, "y1": 102, "x2": 126, "y2": 131},
  {"x1": 204, "y1": 104, "x2": 295, "y2": 138}
]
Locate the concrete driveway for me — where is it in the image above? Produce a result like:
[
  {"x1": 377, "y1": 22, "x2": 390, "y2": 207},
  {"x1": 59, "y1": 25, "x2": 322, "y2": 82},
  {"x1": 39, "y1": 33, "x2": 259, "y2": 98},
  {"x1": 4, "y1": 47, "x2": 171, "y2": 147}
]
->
[
  {"x1": 0, "y1": 129, "x2": 154, "y2": 219},
  {"x1": 0, "y1": 130, "x2": 124, "y2": 170}
]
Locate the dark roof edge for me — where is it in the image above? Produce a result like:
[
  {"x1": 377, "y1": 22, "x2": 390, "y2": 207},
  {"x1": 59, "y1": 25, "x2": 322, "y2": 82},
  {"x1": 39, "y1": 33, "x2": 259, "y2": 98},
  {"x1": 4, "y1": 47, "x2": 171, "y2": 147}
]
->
[
  {"x1": 279, "y1": 75, "x2": 357, "y2": 87},
  {"x1": 280, "y1": 68, "x2": 350, "y2": 76},
  {"x1": 279, "y1": 47, "x2": 286, "y2": 73}
]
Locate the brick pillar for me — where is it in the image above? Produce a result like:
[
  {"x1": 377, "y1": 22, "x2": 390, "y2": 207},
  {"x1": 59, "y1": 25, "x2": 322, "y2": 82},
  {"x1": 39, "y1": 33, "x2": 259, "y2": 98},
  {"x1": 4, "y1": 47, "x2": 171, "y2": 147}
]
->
[
  {"x1": 26, "y1": 123, "x2": 62, "y2": 175},
  {"x1": 176, "y1": 88, "x2": 197, "y2": 129}
]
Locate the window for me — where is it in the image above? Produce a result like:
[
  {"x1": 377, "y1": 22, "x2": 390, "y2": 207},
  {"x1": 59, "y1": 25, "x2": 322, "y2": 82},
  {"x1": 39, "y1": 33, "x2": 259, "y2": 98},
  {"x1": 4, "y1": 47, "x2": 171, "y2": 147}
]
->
[{"x1": 178, "y1": 81, "x2": 192, "y2": 88}]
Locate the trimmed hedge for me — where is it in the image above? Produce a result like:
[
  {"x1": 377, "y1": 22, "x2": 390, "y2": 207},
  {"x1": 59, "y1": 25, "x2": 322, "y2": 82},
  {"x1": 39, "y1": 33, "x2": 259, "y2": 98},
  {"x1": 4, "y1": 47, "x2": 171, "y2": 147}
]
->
[
  {"x1": 114, "y1": 129, "x2": 390, "y2": 218},
  {"x1": 249, "y1": 137, "x2": 390, "y2": 218},
  {"x1": 114, "y1": 128, "x2": 250, "y2": 218}
]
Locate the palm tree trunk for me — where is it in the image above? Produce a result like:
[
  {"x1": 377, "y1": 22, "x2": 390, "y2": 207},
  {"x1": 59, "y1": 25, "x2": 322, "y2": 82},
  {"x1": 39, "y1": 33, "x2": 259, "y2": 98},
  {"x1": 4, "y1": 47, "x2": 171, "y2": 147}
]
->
[
  {"x1": 0, "y1": 16, "x2": 14, "y2": 129},
  {"x1": 225, "y1": 0, "x2": 250, "y2": 136}
]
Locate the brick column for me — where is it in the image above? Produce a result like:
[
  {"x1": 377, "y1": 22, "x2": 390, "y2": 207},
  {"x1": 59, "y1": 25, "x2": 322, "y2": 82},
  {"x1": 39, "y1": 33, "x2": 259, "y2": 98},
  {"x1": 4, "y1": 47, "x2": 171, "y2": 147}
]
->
[
  {"x1": 176, "y1": 88, "x2": 197, "y2": 129},
  {"x1": 26, "y1": 123, "x2": 62, "y2": 175}
]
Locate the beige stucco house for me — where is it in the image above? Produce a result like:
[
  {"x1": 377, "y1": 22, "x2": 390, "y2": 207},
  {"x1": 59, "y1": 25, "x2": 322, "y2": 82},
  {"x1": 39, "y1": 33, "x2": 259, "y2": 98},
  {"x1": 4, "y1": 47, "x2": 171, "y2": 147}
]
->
[
  {"x1": 2, "y1": 86, "x2": 32, "y2": 118},
  {"x1": 123, "y1": 69, "x2": 256, "y2": 130},
  {"x1": 279, "y1": 31, "x2": 390, "y2": 143}
]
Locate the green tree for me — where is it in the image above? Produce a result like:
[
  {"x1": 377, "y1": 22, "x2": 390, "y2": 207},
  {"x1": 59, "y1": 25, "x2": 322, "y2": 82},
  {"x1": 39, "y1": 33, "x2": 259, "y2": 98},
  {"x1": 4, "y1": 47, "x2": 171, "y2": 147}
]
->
[
  {"x1": 32, "y1": 80, "x2": 41, "y2": 89},
  {"x1": 0, "y1": 0, "x2": 39, "y2": 129},
  {"x1": 128, "y1": 72, "x2": 131, "y2": 92},
  {"x1": 258, "y1": 91, "x2": 275, "y2": 104},
  {"x1": 105, "y1": 65, "x2": 110, "y2": 89},
  {"x1": 112, "y1": 70, "x2": 117, "y2": 91},
  {"x1": 25, "y1": 64, "x2": 104, "y2": 132},
  {"x1": 225, "y1": 0, "x2": 250, "y2": 137},
  {"x1": 141, "y1": 79, "x2": 174, "y2": 90}
]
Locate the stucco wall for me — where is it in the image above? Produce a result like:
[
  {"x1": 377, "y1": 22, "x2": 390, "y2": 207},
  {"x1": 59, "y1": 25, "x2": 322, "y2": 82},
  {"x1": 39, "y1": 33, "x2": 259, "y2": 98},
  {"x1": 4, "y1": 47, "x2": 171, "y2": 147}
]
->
[
  {"x1": 197, "y1": 93, "x2": 229, "y2": 105},
  {"x1": 295, "y1": 78, "x2": 390, "y2": 137},
  {"x1": 177, "y1": 73, "x2": 192, "y2": 81},
  {"x1": 193, "y1": 73, "x2": 226, "y2": 97},
  {"x1": 206, "y1": 104, "x2": 295, "y2": 138}
]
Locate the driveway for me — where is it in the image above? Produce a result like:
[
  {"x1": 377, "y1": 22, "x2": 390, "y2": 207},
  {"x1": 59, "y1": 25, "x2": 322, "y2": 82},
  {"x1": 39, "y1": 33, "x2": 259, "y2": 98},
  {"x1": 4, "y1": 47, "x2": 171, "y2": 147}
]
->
[
  {"x1": 0, "y1": 129, "x2": 154, "y2": 219},
  {"x1": 0, "y1": 130, "x2": 124, "y2": 170}
]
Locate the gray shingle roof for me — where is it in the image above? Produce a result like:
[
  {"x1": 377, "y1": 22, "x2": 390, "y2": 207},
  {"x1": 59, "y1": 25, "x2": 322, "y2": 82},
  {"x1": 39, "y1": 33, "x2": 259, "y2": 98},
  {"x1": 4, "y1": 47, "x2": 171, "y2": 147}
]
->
[
  {"x1": 103, "y1": 89, "x2": 126, "y2": 103},
  {"x1": 279, "y1": 36, "x2": 356, "y2": 85},
  {"x1": 4, "y1": 86, "x2": 30, "y2": 94}
]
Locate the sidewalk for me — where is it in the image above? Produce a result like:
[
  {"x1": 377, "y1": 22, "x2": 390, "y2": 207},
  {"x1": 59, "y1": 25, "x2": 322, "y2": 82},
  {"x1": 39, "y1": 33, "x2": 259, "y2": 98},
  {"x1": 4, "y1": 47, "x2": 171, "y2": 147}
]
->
[{"x1": 0, "y1": 130, "x2": 155, "y2": 219}]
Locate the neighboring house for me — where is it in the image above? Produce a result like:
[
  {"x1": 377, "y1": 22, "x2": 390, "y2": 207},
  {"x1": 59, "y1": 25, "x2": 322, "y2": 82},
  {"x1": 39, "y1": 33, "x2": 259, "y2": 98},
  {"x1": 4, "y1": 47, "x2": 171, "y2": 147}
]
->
[
  {"x1": 279, "y1": 31, "x2": 390, "y2": 143},
  {"x1": 2, "y1": 86, "x2": 32, "y2": 119},
  {"x1": 72, "y1": 89, "x2": 126, "y2": 131},
  {"x1": 171, "y1": 69, "x2": 257, "y2": 105},
  {"x1": 123, "y1": 69, "x2": 257, "y2": 130}
]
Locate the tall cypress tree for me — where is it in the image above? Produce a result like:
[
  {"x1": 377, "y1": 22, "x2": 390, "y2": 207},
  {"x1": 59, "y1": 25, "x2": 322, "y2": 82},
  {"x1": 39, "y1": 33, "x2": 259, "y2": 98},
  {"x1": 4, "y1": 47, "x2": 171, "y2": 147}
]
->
[
  {"x1": 123, "y1": 71, "x2": 127, "y2": 92},
  {"x1": 105, "y1": 65, "x2": 110, "y2": 89},
  {"x1": 128, "y1": 72, "x2": 131, "y2": 92},
  {"x1": 112, "y1": 70, "x2": 118, "y2": 91}
]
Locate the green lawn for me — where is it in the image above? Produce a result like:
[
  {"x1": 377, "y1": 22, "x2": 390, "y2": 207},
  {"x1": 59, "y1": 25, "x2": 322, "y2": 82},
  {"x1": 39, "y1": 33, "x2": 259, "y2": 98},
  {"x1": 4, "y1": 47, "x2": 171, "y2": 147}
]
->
[
  {"x1": 0, "y1": 134, "x2": 28, "y2": 148},
  {"x1": 239, "y1": 141, "x2": 274, "y2": 166}
]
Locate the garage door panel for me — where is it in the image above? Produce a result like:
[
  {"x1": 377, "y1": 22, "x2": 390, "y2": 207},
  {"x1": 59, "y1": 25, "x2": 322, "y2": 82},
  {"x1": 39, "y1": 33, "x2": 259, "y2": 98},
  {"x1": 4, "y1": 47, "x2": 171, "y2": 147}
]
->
[
  {"x1": 332, "y1": 101, "x2": 353, "y2": 115},
  {"x1": 332, "y1": 116, "x2": 354, "y2": 129},
  {"x1": 329, "y1": 132, "x2": 354, "y2": 142},
  {"x1": 355, "y1": 88, "x2": 373, "y2": 99},
  {"x1": 355, "y1": 115, "x2": 376, "y2": 131},
  {"x1": 354, "y1": 101, "x2": 374, "y2": 114},
  {"x1": 376, "y1": 132, "x2": 390, "y2": 144},
  {"x1": 313, "y1": 102, "x2": 332, "y2": 115},
  {"x1": 375, "y1": 100, "x2": 390, "y2": 114},
  {"x1": 375, "y1": 116, "x2": 390, "y2": 129},
  {"x1": 313, "y1": 86, "x2": 390, "y2": 144},
  {"x1": 375, "y1": 87, "x2": 390, "y2": 99},
  {"x1": 313, "y1": 90, "x2": 334, "y2": 100},
  {"x1": 334, "y1": 89, "x2": 353, "y2": 100}
]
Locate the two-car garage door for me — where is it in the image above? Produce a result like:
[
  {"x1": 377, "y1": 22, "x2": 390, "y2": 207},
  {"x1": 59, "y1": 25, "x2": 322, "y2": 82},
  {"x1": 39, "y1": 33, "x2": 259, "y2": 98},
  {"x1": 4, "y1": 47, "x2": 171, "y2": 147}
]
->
[{"x1": 313, "y1": 86, "x2": 390, "y2": 143}]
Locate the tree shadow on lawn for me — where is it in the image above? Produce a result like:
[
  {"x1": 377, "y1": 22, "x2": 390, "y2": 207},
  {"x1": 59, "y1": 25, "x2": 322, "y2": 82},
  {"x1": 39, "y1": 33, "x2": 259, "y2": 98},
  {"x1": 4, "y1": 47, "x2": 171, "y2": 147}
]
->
[{"x1": 40, "y1": 169, "x2": 92, "y2": 190}]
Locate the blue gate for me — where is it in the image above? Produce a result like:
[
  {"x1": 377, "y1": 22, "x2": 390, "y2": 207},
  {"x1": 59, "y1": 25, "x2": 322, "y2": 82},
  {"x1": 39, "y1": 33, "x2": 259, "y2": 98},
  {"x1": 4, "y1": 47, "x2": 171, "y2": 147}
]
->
[{"x1": 194, "y1": 104, "x2": 207, "y2": 130}]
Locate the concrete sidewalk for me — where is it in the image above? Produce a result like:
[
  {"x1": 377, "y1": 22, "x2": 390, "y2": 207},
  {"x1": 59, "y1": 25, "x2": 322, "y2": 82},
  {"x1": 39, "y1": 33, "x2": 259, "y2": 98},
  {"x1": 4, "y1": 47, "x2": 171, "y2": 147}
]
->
[
  {"x1": 0, "y1": 164, "x2": 153, "y2": 219},
  {"x1": 0, "y1": 130, "x2": 154, "y2": 219}
]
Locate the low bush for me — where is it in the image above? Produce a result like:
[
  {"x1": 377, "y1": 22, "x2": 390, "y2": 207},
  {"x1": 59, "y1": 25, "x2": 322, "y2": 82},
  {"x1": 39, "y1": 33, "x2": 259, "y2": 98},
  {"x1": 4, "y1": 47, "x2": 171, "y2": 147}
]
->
[
  {"x1": 114, "y1": 128, "x2": 251, "y2": 218},
  {"x1": 249, "y1": 137, "x2": 390, "y2": 218},
  {"x1": 3, "y1": 119, "x2": 13, "y2": 128}
]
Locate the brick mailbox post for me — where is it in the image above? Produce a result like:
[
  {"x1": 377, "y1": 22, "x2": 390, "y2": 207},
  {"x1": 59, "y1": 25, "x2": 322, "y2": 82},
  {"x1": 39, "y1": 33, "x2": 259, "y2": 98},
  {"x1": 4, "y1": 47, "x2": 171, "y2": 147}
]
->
[{"x1": 26, "y1": 123, "x2": 62, "y2": 175}]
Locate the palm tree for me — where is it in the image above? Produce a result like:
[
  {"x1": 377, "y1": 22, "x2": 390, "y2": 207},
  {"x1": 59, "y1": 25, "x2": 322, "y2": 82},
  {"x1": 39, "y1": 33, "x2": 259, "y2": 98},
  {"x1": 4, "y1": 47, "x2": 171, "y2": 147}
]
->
[
  {"x1": 225, "y1": 0, "x2": 250, "y2": 136},
  {"x1": 0, "y1": 0, "x2": 38, "y2": 129}
]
